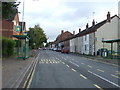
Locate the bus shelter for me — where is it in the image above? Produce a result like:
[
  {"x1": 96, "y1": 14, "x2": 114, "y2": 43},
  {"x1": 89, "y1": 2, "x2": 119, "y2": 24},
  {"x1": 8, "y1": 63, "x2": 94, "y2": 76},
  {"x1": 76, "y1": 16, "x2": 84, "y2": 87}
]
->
[
  {"x1": 13, "y1": 35, "x2": 29, "y2": 59},
  {"x1": 102, "y1": 39, "x2": 120, "y2": 59}
]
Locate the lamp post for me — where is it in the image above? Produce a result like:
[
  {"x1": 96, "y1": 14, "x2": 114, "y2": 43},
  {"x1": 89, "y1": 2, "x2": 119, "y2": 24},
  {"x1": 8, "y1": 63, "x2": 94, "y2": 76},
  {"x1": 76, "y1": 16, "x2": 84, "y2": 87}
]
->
[{"x1": 20, "y1": 0, "x2": 25, "y2": 35}]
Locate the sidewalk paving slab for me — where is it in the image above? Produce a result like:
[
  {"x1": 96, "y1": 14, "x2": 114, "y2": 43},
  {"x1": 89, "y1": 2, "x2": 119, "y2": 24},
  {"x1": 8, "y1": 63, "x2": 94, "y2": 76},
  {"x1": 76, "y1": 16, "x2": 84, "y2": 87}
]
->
[{"x1": 2, "y1": 50, "x2": 39, "y2": 88}]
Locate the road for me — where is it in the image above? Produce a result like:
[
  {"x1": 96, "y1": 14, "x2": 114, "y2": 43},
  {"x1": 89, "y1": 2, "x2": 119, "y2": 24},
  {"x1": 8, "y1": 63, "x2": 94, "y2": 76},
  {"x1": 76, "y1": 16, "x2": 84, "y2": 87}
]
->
[{"x1": 29, "y1": 50, "x2": 120, "y2": 89}]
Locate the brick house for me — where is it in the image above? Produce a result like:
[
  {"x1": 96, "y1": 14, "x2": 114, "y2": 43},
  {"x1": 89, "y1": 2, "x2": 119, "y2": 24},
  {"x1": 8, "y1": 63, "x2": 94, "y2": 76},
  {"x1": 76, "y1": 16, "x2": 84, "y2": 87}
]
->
[
  {"x1": 54, "y1": 30, "x2": 74, "y2": 49},
  {"x1": 1, "y1": 13, "x2": 21, "y2": 39}
]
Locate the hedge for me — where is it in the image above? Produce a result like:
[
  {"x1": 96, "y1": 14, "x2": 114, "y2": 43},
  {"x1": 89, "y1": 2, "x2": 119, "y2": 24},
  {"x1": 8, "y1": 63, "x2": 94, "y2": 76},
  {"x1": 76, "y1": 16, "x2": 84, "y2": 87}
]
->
[{"x1": 2, "y1": 37, "x2": 16, "y2": 57}]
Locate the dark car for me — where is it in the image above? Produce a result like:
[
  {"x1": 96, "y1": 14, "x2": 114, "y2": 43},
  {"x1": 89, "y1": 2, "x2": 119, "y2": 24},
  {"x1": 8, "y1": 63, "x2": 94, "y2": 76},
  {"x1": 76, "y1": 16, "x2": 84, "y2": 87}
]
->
[{"x1": 61, "y1": 48, "x2": 69, "y2": 53}]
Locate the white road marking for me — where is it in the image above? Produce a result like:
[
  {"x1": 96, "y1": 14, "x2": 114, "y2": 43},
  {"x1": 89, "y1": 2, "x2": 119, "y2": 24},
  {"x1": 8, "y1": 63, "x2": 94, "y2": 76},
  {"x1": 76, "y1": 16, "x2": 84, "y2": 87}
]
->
[
  {"x1": 81, "y1": 63, "x2": 85, "y2": 65},
  {"x1": 70, "y1": 61, "x2": 79, "y2": 67},
  {"x1": 88, "y1": 70, "x2": 120, "y2": 88},
  {"x1": 87, "y1": 65, "x2": 92, "y2": 68},
  {"x1": 97, "y1": 69, "x2": 104, "y2": 72},
  {"x1": 71, "y1": 68, "x2": 76, "y2": 72},
  {"x1": 66, "y1": 65, "x2": 70, "y2": 67}
]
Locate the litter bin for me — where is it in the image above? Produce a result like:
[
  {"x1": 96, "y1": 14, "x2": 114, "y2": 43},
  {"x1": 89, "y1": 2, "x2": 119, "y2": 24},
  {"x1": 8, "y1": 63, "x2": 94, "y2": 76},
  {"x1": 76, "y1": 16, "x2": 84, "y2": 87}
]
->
[{"x1": 98, "y1": 48, "x2": 108, "y2": 57}]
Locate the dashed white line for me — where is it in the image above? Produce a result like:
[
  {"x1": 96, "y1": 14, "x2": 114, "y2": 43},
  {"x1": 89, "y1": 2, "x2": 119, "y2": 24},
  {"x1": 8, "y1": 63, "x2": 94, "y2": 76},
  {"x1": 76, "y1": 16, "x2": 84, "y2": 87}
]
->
[
  {"x1": 71, "y1": 68, "x2": 76, "y2": 72},
  {"x1": 81, "y1": 63, "x2": 85, "y2": 65},
  {"x1": 97, "y1": 69, "x2": 104, "y2": 72},
  {"x1": 66, "y1": 65, "x2": 70, "y2": 67},
  {"x1": 70, "y1": 61, "x2": 79, "y2": 67},
  {"x1": 87, "y1": 65, "x2": 92, "y2": 68},
  {"x1": 88, "y1": 70, "x2": 120, "y2": 88}
]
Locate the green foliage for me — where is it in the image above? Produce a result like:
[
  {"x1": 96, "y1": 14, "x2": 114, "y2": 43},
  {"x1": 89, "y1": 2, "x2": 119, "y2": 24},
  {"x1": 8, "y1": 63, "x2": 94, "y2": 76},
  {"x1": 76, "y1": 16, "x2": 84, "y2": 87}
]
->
[
  {"x1": 2, "y1": 2, "x2": 19, "y2": 20},
  {"x1": 27, "y1": 24, "x2": 47, "y2": 49},
  {"x1": 2, "y1": 37, "x2": 16, "y2": 57}
]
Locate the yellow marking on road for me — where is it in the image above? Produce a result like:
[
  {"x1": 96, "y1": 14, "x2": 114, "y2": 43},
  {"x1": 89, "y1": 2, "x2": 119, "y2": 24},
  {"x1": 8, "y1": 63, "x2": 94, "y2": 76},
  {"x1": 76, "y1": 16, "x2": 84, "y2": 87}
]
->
[
  {"x1": 71, "y1": 68, "x2": 76, "y2": 72},
  {"x1": 116, "y1": 72, "x2": 120, "y2": 75},
  {"x1": 81, "y1": 63, "x2": 85, "y2": 65},
  {"x1": 80, "y1": 74, "x2": 87, "y2": 79},
  {"x1": 27, "y1": 58, "x2": 39, "y2": 88},
  {"x1": 87, "y1": 65, "x2": 92, "y2": 68},
  {"x1": 93, "y1": 84, "x2": 103, "y2": 90},
  {"x1": 46, "y1": 62, "x2": 49, "y2": 64},
  {"x1": 111, "y1": 74, "x2": 120, "y2": 79},
  {"x1": 66, "y1": 65, "x2": 70, "y2": 67},
  {"x1": 97, "y1": 69, "x2": 104, "y2": 72},
  {"x1": 116, "y1": 71, "x2": 120, "y2": 74}
]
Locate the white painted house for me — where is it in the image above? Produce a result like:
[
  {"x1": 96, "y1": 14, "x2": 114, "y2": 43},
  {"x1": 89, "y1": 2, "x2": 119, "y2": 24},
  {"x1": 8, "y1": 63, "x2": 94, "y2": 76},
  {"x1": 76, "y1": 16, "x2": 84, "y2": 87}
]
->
[
  {"x1": 69, "y1": 12, "x2": 120, "y2": 56},
  {"x1": 95, "y1": 14, "x2": 120, "y2": 54}
]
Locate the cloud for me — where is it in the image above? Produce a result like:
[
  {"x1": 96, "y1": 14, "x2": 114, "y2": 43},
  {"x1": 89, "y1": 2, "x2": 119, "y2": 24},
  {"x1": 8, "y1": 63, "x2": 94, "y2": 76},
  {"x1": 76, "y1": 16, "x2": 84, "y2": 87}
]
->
[{"x1": 18, "y1": 0, "x2": 119, "y2": 42}]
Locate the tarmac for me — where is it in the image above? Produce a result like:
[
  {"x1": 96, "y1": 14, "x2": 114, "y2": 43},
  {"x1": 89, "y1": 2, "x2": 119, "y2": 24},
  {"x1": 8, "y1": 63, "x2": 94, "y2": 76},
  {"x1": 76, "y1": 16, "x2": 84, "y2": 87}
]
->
[{"x1": 2, "y1": 50, "x2": 120, "y2": 88}]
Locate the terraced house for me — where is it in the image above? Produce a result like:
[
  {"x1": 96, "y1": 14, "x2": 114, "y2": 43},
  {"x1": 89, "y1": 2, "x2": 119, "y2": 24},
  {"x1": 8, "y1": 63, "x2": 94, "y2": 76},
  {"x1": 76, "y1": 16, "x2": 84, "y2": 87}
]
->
[{"x1": 59, "y1": 12, "x2": 120, "y2": 57}]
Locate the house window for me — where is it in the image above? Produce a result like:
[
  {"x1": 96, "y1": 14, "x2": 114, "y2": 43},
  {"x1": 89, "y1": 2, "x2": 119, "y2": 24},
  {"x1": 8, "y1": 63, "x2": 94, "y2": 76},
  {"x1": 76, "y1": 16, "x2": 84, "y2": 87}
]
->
[
  {"x1": 85, "y1": 45, "x2": 86, "y2": 51},
  {"x1": 90, "y1": 45, "x2": 92, "y2": 50},
  {"x1": 85, "y1": 35, "x2": 87, "y2": 41}
]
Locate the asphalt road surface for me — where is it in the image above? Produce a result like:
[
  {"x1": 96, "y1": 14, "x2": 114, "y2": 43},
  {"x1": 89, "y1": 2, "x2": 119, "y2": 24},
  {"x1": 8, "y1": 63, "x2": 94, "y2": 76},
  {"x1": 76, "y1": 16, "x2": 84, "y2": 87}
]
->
[{"x1": 29, "y1": 50, "x2": 120, "y2": 89}]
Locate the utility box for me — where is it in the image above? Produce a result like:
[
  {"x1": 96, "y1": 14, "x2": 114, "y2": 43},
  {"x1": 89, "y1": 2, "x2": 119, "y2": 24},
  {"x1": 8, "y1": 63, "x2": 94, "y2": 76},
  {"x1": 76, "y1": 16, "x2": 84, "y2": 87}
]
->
[{"x1": 13, "y1": 35, "x2": 29, "y2": 59}]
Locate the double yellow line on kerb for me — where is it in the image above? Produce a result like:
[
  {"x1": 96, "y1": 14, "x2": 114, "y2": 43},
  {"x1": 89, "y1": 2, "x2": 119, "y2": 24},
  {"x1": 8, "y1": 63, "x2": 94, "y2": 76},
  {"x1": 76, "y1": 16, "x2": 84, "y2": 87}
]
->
[{"x1": 22, "y1": 56, "x2": 39, "y2": 88}]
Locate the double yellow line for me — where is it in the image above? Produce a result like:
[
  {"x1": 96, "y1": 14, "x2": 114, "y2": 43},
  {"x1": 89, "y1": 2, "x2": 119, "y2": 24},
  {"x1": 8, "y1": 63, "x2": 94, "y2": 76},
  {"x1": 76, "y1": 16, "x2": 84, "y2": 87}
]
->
[{"x1": 22, "y1": 55, "x2": 39, "y2": 88}]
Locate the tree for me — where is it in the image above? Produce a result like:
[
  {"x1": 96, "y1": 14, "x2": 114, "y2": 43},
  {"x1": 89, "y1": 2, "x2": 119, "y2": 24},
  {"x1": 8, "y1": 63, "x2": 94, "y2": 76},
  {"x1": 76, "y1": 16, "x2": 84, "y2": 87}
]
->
[
  {"x1": 2, "y1": 2, "x2": 20, "y2": 20},
  {"x1": 27, "y1": 24, "x2": 47, "y2": 49},
  {"x1": 45, "y1": 43, "x2": 50, "y2": 47}
]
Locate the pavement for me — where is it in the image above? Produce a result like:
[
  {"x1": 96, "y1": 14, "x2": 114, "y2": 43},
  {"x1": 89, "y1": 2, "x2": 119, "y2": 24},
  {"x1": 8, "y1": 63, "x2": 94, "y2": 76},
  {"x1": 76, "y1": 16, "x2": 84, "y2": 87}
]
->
[{"x1": 2, "y1": 49, "x2": 39, "y2": 88}]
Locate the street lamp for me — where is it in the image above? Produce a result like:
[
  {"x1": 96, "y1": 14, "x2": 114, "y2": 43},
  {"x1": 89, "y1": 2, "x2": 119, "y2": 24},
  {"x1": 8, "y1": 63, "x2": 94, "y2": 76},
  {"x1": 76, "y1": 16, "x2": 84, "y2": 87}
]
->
[{"x1": 19, "y1": 0, "x2": 25, "y2": 35}]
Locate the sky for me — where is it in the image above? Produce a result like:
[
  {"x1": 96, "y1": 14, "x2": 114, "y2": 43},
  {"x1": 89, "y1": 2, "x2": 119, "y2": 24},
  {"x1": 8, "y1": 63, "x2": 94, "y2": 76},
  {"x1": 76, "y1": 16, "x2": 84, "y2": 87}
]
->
[{"x1": 17, "y1": 0, "x2": 120, "y2": 42}]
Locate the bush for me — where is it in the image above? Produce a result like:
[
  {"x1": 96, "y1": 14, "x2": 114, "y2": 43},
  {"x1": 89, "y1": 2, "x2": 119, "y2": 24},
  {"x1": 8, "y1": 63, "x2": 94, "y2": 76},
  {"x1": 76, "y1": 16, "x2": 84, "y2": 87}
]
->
[{"x1": 2, "y1": 37, "x2": 16, "y2": 57}]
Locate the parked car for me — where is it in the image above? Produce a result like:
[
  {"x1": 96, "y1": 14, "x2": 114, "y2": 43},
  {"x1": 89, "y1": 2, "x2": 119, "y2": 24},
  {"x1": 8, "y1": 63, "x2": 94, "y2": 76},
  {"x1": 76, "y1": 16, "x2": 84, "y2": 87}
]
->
[
  {"x1": 43, "y1": 47, "x2": 47, "y2": 50},
  {"x1": 56, "y1": 48, "x2": 61, "y2": 52},
  {"x1": 61, "y1": 48, "x2": 69, "y2": 53},
  {"x1": 53, "y1": 48, "x2": 57, "y2": 51}
]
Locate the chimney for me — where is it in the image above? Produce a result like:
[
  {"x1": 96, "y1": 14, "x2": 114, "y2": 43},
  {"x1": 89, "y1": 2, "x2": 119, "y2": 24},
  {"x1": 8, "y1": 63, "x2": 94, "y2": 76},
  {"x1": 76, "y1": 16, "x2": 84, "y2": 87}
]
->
[
  {"x1": 73, "y1": 31, "x2": 75, "y2": 35},
  {"x1": 79, "y1": 28, "x2": 81, "y2": 33},
  {"x1": 92, "y1": 19, "x2": 95, "y2": 26},
  {"x1": 107, "y1": 11, "x2": 111, "y2": 22},
  {"x1": 86, "y1": 23, "x2": 89, "y2": 29},
  {"x1": 61, "y1": 30, "x2": 64, "y2": 34}
]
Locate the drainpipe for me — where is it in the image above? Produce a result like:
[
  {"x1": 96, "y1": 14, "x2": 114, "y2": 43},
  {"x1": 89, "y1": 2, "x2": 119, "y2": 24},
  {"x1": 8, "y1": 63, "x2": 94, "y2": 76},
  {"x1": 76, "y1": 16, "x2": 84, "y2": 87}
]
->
[
  {"x1": 118, "y1": 15, "x2": 120, "y2": 53},
  {"x1": 94, "y1": 32, "x2": 96, "y2": 56}
]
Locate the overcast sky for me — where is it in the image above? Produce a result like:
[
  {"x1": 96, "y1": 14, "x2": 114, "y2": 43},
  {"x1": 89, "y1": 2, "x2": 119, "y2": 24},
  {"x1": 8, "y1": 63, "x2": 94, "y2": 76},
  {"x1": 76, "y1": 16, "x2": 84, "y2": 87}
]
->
[{"x1": 17, "y1": 0, "x2": 119, "y2": 42}]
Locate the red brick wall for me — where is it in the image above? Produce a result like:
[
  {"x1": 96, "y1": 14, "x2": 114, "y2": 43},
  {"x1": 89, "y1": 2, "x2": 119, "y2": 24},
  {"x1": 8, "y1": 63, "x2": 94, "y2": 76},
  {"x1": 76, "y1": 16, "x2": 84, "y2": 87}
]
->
[
  {"x1": 60, "y1": 31, "x2": 73, "y2": 41},
  {"x1": 2, "y1": 13, "x2": 20, "y2": 39},
  {"x1": 2, "y1": 20, "x2": 19, "y2": 39},
  {"x1": 2, "y1": 20, "x2": 13, "y2": 29},
  {"x1": 55, "y1": 31, "x2": 74, "y2": 48}
]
